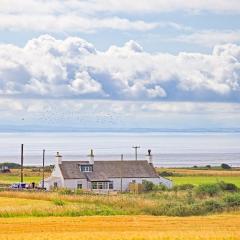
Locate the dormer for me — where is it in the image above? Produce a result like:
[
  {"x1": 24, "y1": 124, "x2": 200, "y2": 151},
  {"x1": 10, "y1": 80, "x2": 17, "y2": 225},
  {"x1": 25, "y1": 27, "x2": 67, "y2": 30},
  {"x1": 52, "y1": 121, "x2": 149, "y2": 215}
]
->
[{"x1": 79, "y1": 164, "x2": 93, "y2": 172}]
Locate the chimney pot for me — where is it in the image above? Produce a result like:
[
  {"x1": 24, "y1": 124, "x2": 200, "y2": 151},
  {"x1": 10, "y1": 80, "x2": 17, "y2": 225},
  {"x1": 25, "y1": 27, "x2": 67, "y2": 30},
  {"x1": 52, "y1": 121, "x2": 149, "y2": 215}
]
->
[
  {"x1": 88, "y1": 149, "x2": 94, "y2": 164},
  {"x1": 147, "y1": 149, "x2": 153, "y2": 164},
  {"x1": 56, "y1": 152, "x2": 62, "y2": 165}
]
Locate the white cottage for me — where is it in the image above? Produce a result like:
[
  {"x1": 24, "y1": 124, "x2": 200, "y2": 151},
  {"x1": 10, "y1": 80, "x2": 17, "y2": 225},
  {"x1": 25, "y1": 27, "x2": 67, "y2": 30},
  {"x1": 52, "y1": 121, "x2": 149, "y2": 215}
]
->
[{"x1": 44, "y1": 151, "x2": 172, "y2": 191}]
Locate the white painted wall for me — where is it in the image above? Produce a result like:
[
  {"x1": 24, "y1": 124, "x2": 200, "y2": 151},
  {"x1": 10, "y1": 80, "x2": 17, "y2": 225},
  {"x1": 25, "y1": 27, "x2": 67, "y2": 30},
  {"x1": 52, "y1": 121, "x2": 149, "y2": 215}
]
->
[
  {"x1": 64, "y1": 179, "x2": 88, "y2": 189},
  {"x1": 108, "y1": 177, "x2": 172, "y2": 191},
  {"x1": 62, "y1": 177, "x2": 172, "y2": 191},
  {"x1": 44, "y1": 163, "x2": 65, "y2": 190}
]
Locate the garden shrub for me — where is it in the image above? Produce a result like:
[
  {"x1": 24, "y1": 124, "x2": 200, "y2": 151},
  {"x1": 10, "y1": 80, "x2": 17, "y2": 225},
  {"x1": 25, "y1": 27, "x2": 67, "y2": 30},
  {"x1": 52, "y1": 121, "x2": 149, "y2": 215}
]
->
[
  {"x1": 224, "y1": 193, "x2": 240, "y2": 207},
  {"x1": 195, "y1": 183, "x2": 221, "y2": 197},
  {"x1": 142, "y1": 180, "x2": 154, "y2": 191}
]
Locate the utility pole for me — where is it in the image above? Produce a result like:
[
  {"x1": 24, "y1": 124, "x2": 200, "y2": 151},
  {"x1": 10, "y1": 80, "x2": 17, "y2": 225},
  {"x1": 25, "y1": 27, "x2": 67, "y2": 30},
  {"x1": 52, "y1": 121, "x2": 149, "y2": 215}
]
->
[
  {"x1": 42, "y1": 149, "x2": 45, "y2": 189},
  {"x1": 132, "y1": 146, "x2": 140, "y2": 161},
  {"x1": 120, "y1": 154, "x2": 123, "y2": 192},
  {"x1": 20, "y1": 144, "x2": 24, "y2": 183}
]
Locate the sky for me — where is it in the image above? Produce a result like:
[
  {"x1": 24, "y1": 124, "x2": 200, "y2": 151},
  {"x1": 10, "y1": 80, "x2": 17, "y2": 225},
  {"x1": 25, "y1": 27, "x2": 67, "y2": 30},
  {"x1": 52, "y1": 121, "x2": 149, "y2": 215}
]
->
[{"x1": 0, "y1": 0, "x2": 240, "y2": 132}]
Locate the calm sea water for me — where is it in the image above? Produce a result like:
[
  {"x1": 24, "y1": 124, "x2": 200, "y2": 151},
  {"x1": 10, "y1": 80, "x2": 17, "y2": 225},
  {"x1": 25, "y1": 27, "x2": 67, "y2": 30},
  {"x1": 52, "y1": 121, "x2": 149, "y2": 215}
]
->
[{"x1": 0, "y1": 132, "x2": 239, "y2": 167}]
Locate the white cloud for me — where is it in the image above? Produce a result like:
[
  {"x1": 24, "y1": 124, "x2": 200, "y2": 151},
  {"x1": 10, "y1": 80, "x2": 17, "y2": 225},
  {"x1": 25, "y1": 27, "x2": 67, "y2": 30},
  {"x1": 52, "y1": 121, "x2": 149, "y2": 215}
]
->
[
  {"x1": 1, "y1": 0, "x2": 240, "y2": 15},
  {"x1": 69, "y1": 71, "x2": 104, "y2": 95},
  {"x1": 0, "y1": 35, "x2": 240, "y2": 102},
  {"x1": 0, "y1": 99, "x2": 23, "y2": 111},
  {"x1": 0, "y1": 14, "x2": 159, "y2": 32},
  {"x1": 0, "y1": 0, "x2": 238, "y2": 33},
  {"x1": 176, "y1": 30, "x2": 240, "y2": 47}
]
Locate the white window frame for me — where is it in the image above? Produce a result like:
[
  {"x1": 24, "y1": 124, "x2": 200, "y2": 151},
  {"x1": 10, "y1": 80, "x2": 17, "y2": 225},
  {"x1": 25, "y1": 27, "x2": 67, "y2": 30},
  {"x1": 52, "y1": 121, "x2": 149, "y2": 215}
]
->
[
  {"x1": 80, "y1": 165, "x2": 93, "y2": 172},
  {"x1": 91, "y1": 181, "x2": 109, "y2": 190}
]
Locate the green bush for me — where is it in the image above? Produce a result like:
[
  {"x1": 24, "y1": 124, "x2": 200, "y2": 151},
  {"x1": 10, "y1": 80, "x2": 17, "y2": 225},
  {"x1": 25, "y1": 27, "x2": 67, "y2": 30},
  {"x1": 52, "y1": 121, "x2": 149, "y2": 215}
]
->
[
  {"x1": 224, "y1": 193, "x2": 240, "y2": 207},
  {"x1": 202, "y1": 200, "x2": 223, "y2": 212},
  {"x1": 218, "y1": 182, "x2": 238, "y2": 192},
  {"x1": 142, "y1": 180, "x2": 154, "y2": 192},
  {"x1": 195, "y1": 183, "x2": 221, "y2": 197}
]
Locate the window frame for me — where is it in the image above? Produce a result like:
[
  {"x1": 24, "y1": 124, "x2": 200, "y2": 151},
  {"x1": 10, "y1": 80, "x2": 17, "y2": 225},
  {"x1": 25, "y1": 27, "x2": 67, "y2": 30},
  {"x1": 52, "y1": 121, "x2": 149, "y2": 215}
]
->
[
  {"x1": 80, "y1": 164, "x2": 93, "y2": 172},
  {"x1": 91, "y1": 181, "x2": 110, "y2": 190}
]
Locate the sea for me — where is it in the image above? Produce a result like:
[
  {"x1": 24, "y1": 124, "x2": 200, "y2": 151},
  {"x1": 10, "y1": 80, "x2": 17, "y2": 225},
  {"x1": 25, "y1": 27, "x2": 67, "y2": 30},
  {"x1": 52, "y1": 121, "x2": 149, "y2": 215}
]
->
[{"x1": 0, "y1": 132, "x2": 239, "y2": 167}]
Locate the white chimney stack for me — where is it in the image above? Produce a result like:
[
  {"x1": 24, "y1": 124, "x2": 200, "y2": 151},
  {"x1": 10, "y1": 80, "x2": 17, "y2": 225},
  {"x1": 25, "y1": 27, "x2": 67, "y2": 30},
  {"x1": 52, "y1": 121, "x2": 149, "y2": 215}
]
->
[
  {"x1": 55, "y1": 152, "x2": 62, "y2": 165},
  {"x1": 147, "y1": 149, "x2": 153, "y2": 165},
  {"x1": 88, "y1": 149, "x2": 94, "y2": 164}
]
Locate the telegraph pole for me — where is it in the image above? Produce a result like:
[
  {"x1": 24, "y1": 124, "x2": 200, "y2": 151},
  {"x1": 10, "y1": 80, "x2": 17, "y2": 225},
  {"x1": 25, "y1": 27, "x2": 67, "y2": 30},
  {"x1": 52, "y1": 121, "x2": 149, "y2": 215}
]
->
[
  {"x1": 20, "y1": 144, "x2": 24, "y2": 183},
  {"x1": 42, "y1": 149, "x2": 45, "y2": 189},
  {"x1": 132, "y1": 146, "x2": 140, "y2": 161},
  {"x1": 120, "y1": 154, "x2": 123, "y2": 192}
]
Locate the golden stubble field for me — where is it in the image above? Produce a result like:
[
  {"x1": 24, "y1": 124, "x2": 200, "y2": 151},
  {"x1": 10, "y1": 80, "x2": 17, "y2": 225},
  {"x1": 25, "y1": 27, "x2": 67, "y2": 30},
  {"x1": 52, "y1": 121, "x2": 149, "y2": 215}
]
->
[{"x1": 0, "y1": 214, "x2": 239, "y2": 240}]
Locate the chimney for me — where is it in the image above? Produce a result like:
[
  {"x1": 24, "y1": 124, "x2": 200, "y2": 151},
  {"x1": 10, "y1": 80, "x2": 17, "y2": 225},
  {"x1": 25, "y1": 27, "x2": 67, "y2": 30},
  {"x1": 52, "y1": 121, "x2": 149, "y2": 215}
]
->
[
  {"x1": 55, "y1": 152, "x2": 62, "y2": 165},
  {"x1": 147, "y1": 149, "x2": 153, "y2": 165},
  {"x1": 88, "y1": 149, "x2": 94, "y2": 164}
]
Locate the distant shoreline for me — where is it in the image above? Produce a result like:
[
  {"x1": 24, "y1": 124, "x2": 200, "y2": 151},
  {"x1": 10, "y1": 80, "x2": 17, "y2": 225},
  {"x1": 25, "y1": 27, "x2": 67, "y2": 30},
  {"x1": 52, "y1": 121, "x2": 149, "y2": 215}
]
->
[{"x1": 0, "y1": 128, "x2": 240, "y2": 133}]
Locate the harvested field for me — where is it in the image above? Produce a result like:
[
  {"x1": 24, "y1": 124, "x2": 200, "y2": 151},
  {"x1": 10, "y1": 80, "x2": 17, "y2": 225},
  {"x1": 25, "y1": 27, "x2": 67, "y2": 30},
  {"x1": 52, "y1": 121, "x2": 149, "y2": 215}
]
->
[{"x1": 0, "y1": 214, "x2": 239, "y2": 240}]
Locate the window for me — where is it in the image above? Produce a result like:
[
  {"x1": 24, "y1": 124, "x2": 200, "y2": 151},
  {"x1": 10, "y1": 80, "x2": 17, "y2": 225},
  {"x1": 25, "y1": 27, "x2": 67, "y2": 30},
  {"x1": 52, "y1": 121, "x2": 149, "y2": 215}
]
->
[
  {"x1": 91, "y1": 181, "x2": 110, "y2": 190},
  {"x1": 109, "y1": 181, "x2": 113, "y2": 189},
  {"x1": 80, "y1": 165, "x2": 93, "y2": 172},
  {"x1": 132, "y1": 180, "x2": 136, "y2": 183},
  {"x1": 53, "y1": 182, "x2": 58, "y2": 188},
  {"x1": 92, "y1": 182, "x2": 97, "y2": 189},
  {"x1": 77, "y1": 183, "x2": 82, "y2": 189}
]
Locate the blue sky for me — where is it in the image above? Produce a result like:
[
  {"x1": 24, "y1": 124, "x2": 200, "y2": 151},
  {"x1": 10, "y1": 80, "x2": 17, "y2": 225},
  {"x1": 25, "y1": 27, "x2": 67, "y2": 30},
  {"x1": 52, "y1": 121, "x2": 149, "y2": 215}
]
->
[{"x1": 0, "y1": 0, "x2": 240, "y2": 131}]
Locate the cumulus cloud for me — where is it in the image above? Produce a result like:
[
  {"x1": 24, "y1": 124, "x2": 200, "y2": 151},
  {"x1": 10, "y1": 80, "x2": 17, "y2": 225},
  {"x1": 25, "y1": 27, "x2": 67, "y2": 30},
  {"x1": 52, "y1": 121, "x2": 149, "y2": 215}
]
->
[{"x1": 0, "y1": 35, "x2": 240, "y2": 102}]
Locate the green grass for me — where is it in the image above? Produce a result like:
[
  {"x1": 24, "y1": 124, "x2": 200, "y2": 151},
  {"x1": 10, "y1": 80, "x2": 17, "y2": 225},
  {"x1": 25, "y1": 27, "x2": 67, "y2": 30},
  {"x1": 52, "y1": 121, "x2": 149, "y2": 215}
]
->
[
  {"x1": 0, "y1": 175, "x2": 41, "y2": 184},
  {"x1": 0, "y1": 184, "x2": 240, "y2": 217},
  {"x1": 171, "y1": 176, "x2": 240, "y2": 187}
]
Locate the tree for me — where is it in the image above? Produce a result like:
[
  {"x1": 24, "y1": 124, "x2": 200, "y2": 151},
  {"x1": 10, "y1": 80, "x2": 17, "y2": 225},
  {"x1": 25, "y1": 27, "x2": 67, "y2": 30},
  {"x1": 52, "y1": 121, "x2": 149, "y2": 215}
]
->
[{"x1": 221, "y1": 163, "x2": 231, "y2": 169}]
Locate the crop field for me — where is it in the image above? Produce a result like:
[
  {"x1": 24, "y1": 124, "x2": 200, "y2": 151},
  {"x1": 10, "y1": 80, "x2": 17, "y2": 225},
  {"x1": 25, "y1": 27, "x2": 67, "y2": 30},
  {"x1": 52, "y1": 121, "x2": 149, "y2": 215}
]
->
[
  {"x1": 171, "y1": 176, "x2": 240, "y2": 187},
  {"x1": 0, "y1": 214, "x2": 239, "y2": 240},
  {"x1": 162, "y1": 168, "x2": 240, "y2": 177},
  {"x1": 156, "y1": 168, "x2": 240, "y2": 187},
  {"x1": 0, "y1": 166, "x2": 240, "y2": 239}
]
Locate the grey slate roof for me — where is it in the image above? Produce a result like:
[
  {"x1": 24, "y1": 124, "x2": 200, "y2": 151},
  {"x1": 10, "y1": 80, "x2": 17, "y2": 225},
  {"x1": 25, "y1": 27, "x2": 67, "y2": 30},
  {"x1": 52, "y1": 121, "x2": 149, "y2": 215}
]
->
[{"x1": 59, "y1": 160, "x2": 159, "y2": 180}]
